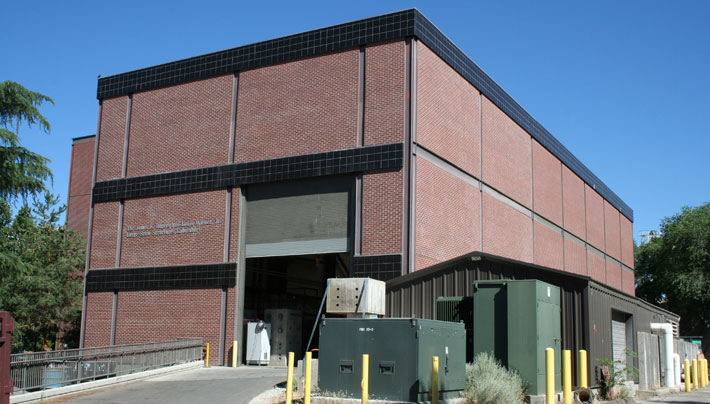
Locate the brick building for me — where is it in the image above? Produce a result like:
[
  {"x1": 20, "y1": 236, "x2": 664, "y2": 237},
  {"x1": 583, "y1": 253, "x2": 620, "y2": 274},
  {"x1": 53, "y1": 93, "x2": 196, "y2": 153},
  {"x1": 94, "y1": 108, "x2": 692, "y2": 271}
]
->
[{"x1": 71, "y1": 9, "x2": 676, "y2": 374}]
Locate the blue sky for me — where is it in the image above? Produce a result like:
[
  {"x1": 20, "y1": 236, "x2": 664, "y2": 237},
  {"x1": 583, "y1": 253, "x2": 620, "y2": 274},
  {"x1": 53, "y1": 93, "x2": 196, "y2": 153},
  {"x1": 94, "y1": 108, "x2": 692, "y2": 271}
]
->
[{"x1": 3, "y1": 1, "x2": 708, "y2": 241}]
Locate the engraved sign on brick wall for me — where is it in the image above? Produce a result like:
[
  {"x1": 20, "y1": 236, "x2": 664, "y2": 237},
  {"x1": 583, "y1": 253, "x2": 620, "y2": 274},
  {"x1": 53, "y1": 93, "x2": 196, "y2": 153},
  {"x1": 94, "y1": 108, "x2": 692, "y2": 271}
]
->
[{"x1": 125, "y1": 218, "x2": 222, "y2": 238}]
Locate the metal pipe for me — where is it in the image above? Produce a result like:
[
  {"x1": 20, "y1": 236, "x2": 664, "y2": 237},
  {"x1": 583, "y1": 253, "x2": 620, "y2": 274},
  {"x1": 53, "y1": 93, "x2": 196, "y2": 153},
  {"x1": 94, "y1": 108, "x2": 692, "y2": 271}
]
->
[
  {"x1": 432, "y1": 356, "x2": 439, "y2": 404},
  {"x1": 205, "y1": 343, "x2": 210, "y2": 368},
  {"x1": 305, "y1": 352, "x2": 312, "y2": 404},
  {"x1": 562, "y1": 350, "x2": 571, "y2": 404},
  {"x1": 578, "y1": 349, "x2": 588, "y2": 388},
  {"x1": 545, "y1": 348, "x2": 555, "y2": 404},
  {"x1": 673, "y1": 353, "x2": 681, "y2": 387},
  {"x1": 286, "y1": 352, "x2": 294, "y2": 404},
  {"x1": 650, "y1": 323, "x2": 675, "y2": 387},
  {"x1": 361, "y1": 354, "x2": 369, "y2": 404}
]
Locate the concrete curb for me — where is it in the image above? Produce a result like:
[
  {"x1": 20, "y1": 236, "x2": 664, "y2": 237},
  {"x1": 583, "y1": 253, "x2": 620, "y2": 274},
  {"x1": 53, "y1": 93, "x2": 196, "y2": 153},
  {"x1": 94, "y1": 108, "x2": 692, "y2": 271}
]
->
[{"x1": 10, "y1": 361, "x2": 205, "y2": 404}]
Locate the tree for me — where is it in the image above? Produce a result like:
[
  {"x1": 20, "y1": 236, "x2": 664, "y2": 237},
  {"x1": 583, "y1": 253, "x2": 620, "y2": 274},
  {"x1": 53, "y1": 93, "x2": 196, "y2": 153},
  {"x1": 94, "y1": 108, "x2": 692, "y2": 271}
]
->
[
  {"x1": 0, "y1": 80, "x2": 54, "y2": 203},
  {"x1": 0, "y1": 81, "x2": 85, "y2": 351},
  {"x1": 635, "y1": 203, "x2": 710, "y2": 355},
  {"x1": 0, "y1": 193, "x2": 85, "y2": 351}
]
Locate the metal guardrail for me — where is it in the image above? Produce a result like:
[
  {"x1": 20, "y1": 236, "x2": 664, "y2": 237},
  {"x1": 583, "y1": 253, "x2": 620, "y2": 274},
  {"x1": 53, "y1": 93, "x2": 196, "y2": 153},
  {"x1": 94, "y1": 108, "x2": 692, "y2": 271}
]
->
[{"x1": 9, "y1": 339, "x2": 203, "y2": 394}]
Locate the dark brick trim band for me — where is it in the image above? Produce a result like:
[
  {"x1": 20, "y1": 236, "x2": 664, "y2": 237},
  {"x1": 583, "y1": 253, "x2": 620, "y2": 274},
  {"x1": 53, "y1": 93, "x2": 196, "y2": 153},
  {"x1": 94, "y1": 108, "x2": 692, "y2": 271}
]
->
[
  {"x1": 93, "y1": 143, "x2": 404, "y2": 203},
  {"x1": 96, "y1": 9, "x2": 632, "y2": 221},
  {"x1": 85, "y1": 262, "x2": 236, "y2": 292},
  {"x1": 352, "y1": 254, "x2": 402, "y2": 282},
  {"x1": 97, "y1": 11, "x2": 416, "y2": 99}
]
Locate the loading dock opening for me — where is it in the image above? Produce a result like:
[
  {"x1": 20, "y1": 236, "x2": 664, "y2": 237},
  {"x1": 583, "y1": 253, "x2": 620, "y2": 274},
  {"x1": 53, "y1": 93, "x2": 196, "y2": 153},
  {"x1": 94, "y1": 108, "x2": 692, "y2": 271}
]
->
[{"x1": 242, "y1": 253, "x2": 349, "y2": 363}]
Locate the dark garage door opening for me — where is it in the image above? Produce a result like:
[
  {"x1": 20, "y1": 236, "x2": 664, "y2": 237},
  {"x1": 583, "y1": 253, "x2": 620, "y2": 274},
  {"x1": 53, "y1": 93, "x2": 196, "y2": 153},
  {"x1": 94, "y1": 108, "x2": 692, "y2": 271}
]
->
[{"x1": 242, "y1": 253, "x2": 349, "y2": 363}]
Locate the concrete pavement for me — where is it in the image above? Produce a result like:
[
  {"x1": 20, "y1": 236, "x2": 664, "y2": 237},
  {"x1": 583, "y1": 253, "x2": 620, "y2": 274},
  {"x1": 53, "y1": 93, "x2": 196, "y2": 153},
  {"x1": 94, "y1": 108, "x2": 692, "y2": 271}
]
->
[
  {"x1": 637, "y1": 388, "x2": 710, "y2": 404},
  {"x1": 49, "y1": 366, "x2": 285, "y2": 404}
]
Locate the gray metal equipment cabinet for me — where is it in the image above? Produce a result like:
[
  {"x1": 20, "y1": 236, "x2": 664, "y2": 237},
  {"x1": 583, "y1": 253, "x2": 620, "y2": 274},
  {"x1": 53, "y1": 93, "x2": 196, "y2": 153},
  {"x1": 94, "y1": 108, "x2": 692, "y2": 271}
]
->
[{"x1": 319, "y1": 318, "x2": 465, "y2": 402}]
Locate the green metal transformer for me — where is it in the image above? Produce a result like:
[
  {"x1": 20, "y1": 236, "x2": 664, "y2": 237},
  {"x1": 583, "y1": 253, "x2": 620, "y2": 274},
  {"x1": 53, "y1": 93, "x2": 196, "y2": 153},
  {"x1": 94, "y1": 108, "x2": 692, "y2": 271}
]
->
[
  {"x1": 318, "y1": 318, "x2": 466, "y2": 402},
  {"x1": 436, "y1": 280, "x2": 562, "y2": 396}
]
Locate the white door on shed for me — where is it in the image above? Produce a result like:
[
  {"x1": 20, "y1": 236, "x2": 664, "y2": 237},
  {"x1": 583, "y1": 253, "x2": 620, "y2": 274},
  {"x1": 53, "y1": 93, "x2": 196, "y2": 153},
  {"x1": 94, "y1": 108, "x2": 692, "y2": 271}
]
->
[{"x1": 612, "y1": 315, "x2": 627, "y2": 380}]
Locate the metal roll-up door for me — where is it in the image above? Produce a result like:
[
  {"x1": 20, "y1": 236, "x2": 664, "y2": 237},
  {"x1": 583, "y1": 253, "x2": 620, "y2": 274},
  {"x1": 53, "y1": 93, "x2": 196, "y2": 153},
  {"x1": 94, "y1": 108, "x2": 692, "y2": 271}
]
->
[
  {"x1": 244, "y1": 175, "x2": 352, "y2": 258},
  {"x1": 611, "y1": 312, "x2": 627, "y2": 379}
]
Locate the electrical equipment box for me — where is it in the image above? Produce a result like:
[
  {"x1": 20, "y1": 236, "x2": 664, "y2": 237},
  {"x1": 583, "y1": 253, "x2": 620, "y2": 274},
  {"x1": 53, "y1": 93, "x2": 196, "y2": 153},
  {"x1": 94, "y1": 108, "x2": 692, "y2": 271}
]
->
[
  {"x1": 319, "y1": 318, "x2": 465, "y2": 402},
  {"x1": 326, "y1": 278, "x2": 385, "y2": 316},
  {"x1": 246, "y1": 321, "x2": 271, "y2": 365},
  {"x1": 472, "y1": 280, "x2": 561, "y2": 396},
  {"x1": 264, "y1": 309, "x2": 302, "y2": 366},
  {"x1": 436, "y1": 296, "x2": 473, "y2": 363}
]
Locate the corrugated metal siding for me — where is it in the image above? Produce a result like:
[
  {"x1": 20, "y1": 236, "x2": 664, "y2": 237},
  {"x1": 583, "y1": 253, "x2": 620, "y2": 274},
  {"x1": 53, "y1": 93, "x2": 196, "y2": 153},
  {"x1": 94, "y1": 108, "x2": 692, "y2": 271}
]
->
[
  {"x1": 386, "y1": 255, "x2": 588, "y2": 383},
  {"x1": 386, "y1": 253, "x2": 680, "y2": 388},
  {"x1": 587, "y1": 282, "x2": 679, "y2": 385}
]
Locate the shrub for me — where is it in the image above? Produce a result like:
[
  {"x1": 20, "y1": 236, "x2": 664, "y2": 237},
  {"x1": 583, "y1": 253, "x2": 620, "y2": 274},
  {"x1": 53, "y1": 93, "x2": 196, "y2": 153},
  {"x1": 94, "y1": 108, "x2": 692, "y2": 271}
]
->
[{"x1": 463, "y1": 352, "x2": 526, "y2": 404}]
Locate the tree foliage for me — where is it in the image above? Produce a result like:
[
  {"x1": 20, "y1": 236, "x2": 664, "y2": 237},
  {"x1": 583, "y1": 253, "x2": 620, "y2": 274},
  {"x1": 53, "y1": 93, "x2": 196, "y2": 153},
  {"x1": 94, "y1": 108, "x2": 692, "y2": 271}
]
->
[
  {"x1": 635, "y1": 203, "x2": 710, "y2": 352},
  {"x1": 0, "y1": 80, "x2": 54, "y2": 203},
  {"x1": 0, "y1": 194, "x2": 85, "y2": 352},
  {"x1": 0, "y1": 81, "x2": 85, "y2": 352}
]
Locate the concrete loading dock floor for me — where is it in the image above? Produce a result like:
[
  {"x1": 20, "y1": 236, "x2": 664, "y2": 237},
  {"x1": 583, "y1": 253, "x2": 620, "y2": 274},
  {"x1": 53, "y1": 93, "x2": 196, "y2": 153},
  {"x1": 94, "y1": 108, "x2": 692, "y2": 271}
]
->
[{"x1": 52, "y1": 367, "x2": 284, "y2": 404}]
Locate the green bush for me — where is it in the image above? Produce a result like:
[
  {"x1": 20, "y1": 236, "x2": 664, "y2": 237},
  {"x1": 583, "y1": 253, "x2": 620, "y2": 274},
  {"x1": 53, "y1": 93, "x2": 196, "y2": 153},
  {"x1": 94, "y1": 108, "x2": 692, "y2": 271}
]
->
[{"x1": 463, "y1": 352, "x2": 526, "y2": 404}]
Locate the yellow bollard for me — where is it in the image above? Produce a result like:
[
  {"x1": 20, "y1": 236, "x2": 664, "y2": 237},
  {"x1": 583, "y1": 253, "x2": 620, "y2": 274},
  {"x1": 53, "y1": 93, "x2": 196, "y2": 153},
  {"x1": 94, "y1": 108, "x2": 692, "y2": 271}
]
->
[
  {"x1": 286, "y1": 352, "x2": 294, "y2": 404},
  {"x1": 578, "y1": 349, "x2": 588, "y2": 389},
  {"x1": 362, "y1": 354, "x2": 369, "y2": 404},
  {"x1": 545, "y1": 348, "x2": 555, "y2": 404},
  {"x1": 205, "y1": 342, "x2": 210, "y2": 368},
  {"x1": 232, "y1": 340, "x2": 238, "y2": 367},
  {"x1": 432, "y1": 356, "x2": 439, "y2": 404},
  {"x1": 685, "y1": 359, "x2": 691, "y2": 392},
  {"x1": 305, "y1": 352, "x2": 312, "y2": 404},
  {"x1": 700, "y1": 359, "x2": 705, "y2": 388},
  {"x1": 702, "y1": 358, "x2": 708, "y2": 388},
  {"x1": 706, "y1": 358, "x2": 709, "y2": 386},
  {"x1": 562, "y1": 350, "x2": 571, "y2": 404},
  {"x1": 692, "y1": 359, "x2": 699, "y2": 389}
]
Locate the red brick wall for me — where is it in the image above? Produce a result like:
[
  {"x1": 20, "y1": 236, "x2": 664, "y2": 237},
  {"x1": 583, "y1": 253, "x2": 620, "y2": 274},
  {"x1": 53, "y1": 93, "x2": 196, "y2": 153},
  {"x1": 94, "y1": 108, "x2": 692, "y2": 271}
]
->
[
  {"x1": 66, "y1": 136, "x2": 95, "y2": 239},
  {"x1": 532, "y1": 140, "x2": 562, "y2": 226},
  {"x1": 417, "y1": 44, "x2": 480, "y2": 176},
  {"x1": 604, "y1": 201, "x2": 621, "y2": 261},
  {"x1": 114, "y1": 289, "x2": 224, "y2": 365},
  {"x1": 482, "y1": 193, "x2": 533, "y2": 263},
  {"x1": 564, "y1": 237, "x2": 586, "y2": 275},
  {"x1": 533, "y1": 221, "x2": 563, "y2": 270},
  {"x1": 562, "y1": 166, "x2": 586, "y2": 239},
  {"x1": 481, "y1": 97, "x2": 532, "y2": 208},
  {"x1": 415, "y1": 159, "x2": 479, "y2": 270},
  {"x1": 587, "y1": 250, "x2": 606, "y2": 283},
  {"x1": 585, "y1": 185, "x2": 605, "y2": 250},
  {"x1": 362, "y1": 169, "x2": 403, "y2": 256},
  {"x1": 364, "y1": 41, "x2": 405, "y2": 145},
  {"x1": 127, "y1": 76, "x2": 232, "y2": 177},
  {"x1": 96, "y1": 97, "x2": 127, "y2": 181},
  {"x1": 120, "y1": 191, "x2": 226, "y2": 267},
  {"x1": 235, "y1": 50, "x2": 358, "y2": 162},
  {"x1": 89, "y1": 202, "x2": 120, "y2": 269},
  {"x1": 621, "y1": 267, "x2": 635, "y2": 296},
  {"x1": 83, "y1": 292, "x2": 113, "y2": 347},
  {"x1": 620, "y1": 216, "x2": 634, "y2": 269},
  {"x1": 606, "y1": 259, "x2": 622, "y2": 291}
]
